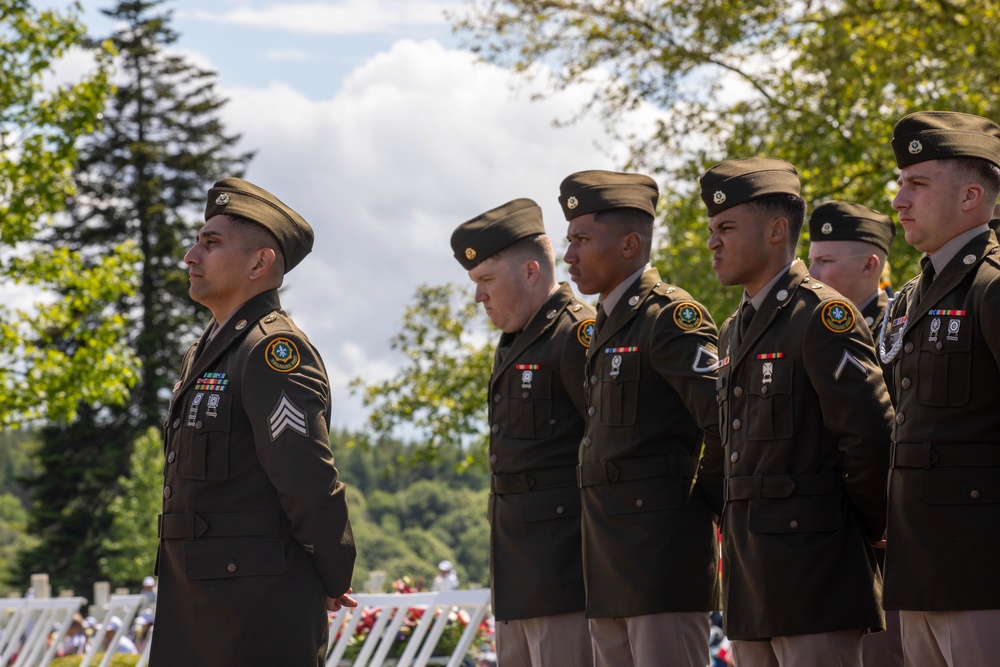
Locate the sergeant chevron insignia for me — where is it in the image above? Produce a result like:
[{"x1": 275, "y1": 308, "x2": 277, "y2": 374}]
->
[{"x1": 268, "y1": 392, "x2": 308, "y2": 441}]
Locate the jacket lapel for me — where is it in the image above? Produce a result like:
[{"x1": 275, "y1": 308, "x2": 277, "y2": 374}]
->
[
  {"x1": 491, "y1": 284, "x2": 573, "y2": 385},
  {"x1": 734, "y1": 263, "x2": 806, "y2": 366},
  {"x1": 588, "y1": 268, "x2": 659, "y2": 360},
  {"x1": 907, "y1": 231, "x2": 996, "y2": 333},
  {"x1": 174, "y1": 290, "x2": 282, "y2": 398}
]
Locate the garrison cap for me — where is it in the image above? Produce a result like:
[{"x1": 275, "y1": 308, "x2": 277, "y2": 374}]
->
[
  {"x1": 808, "y1": 201, "x2": 896, "y2": 255},
  {"x1": 699, "y1": 157, "x2": 801, "y2": 216},
  {"x1": 205, "y1": 177, "x2": 314, "y2": 273},
  {"x1": 451, "y1": 198, "x2": 545, "y2": 270},
  {"x1": 558, "y1": 170, "x2": 658, "y2": 220},
  {"x1": 892, "y1": 111, "x2": 1000, "y2": 169}
]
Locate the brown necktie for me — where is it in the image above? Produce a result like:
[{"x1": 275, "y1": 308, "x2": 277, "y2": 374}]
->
[
  {"x1": 918, "y1": 256, "x2": 936, "y2": 299},
  {"x1": 739, "y1": 300, "x2": 756, "y2": 340},
  {"x1": 593, "y1": 303, "x2": 608, "y2": 340}
]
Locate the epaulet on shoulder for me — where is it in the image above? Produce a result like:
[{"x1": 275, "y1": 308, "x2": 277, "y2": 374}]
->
[
  {"x1": 652, "y1": 281, "x2": 684, "y2": 302},
  {"x1": 257, "y1": 309, "x2": 294, "y2": 335},
  {"x1": 565, "y1": 299, "x2": 594, "y2": 322},
  {"x1": 984, "y1": 245, "x2": 1000, "y2": 269},
  {"x1": 797, "y1": 277, "x2": 835, "y2": 303}
]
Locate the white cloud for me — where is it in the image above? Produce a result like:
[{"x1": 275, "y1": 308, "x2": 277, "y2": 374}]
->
[
  {"x1": 214, "y1": 38, "x2": 664, "y2": 432},
  {"x1": 264, "y1": 49, "x2": 312, "y2": 62},
  {"x1": 185, "y1": 0, "x2": 460, "y2": 35}
]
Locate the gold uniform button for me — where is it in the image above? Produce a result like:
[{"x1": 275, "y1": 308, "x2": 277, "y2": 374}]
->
[
  {"x1": 730, "y1": 452, "x2": 739, "y2": 463},
  {"x1": 901, "y1": 377, "x2": 911, "y2": 389},
  {"x1": 789, "y1": 520, "x2": 799, "y2": 529},
  {"x1": 732, "y1": 418, "x2": 742, "y2": 430},
  {"x1": 227, "y1": 563, "x2": 237, "y2": 573},
  {"x1": 163, "y1": 486, "x2": 172, "y2": 499},
  {"x1": 904, "y1": 342, "x2": 914, "y2": 353},
  {"x1": 970, "y1": 490, "x2": 981, "y2": 500},
  {"x1": 895, "y1": 413, "x2": 905, "y2": 425},
  {"x1": 733, "y1": 386, "x2": 743, "y2": 398}
]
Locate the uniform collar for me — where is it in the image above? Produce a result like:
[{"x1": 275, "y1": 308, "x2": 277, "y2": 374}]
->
[
  {"x1": 601, "y1": 263, "x2": 650, "y2": 316},
  {"x1": 928, "y1": 224, "x2": 989, "y2": 275}
]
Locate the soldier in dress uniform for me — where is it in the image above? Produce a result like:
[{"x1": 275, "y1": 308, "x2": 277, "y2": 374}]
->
[
  {"x1": 151, "y1": 178, "x2": 357, "y2": 667},
  {"x1": 450, "y1": 199, "x2": 595, "y2": 667},
  {"x1": 699, "y1": 158, "x2": 894, "y2": 667},
  {"x1": 560, "y1": 170, "x2": 722, "y2": 667},
  {"x1": 807, "y1": 201, "x2": 896, "y2": 333},
  {"x1": 807, "y1": 200, "x2": 902, "y2": 667},
  {"x1": 880, "y1": 111, "x2": 1000, "y2": 666}
]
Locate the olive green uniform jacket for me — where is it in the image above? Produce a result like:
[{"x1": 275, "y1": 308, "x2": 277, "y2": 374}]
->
[
  {"x1": 151, "y1": 289, "x2": 356, "y2": 667},
  {"x1": 705, "y1": 261, "x2": 893, "y2": 641},
  {"x1": 882, "y1": 230, "x2": 1000, "y2": 612},
  {"x1": 488, "y1": 282, "x2": 594, "y2": 621},
  {"x1": 580, "y1": 267, "x2": 722, "y2": 618}
]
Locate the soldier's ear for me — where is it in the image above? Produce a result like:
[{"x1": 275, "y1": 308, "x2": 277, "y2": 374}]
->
[{"x1": 249, "y1": 247, "x2": 278, "y2": 281}]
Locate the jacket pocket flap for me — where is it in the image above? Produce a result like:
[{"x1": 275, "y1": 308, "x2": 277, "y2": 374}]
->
[
  {"x1": 521, "y1": 486, "x2": 581, "y2": 523},
  {"x1": 748, "y1": 497, "x2": 843, "y2": 533},
  {"x1": 922, "y1": 470, "x2": 1000, "y2": 505},
  {"x1": 600, "y1": 479, "x2": 685, "y2": 515},
  {"x1": 184, "y1": 537, "x2": 285, "y2": 580}
]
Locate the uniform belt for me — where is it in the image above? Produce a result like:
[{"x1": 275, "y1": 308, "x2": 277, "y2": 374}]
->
[
  {"x1": 157, "y1": 511, "x2": 291, "y2": 540},
  {"x1": 724, "y1": 473, "x2": 844, "y2": 502},
  {"x1": 491, "y1": 467, "x2": 578, "y2": 494},
  {"x1": 577, "y1": 455, "x2": 699, "y2": 488},
  {"x1": 891, "y1": 443, "x2": 1000, "y2": 469}
]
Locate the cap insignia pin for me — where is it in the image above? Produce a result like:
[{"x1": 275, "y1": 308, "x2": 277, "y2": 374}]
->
[
  {"x1": 821, "y1": 222, "x2": 833, "y2": 234},
  {"x1": 465, "y1": 247, "x2": 476, "y2": 260},
  {"x1": 908, "y1": 139, "x2": 923, "y2": 154},
  {"x1": 713, "y1": 191, "x2": 726, "y2": 205},
  {"x1": 235, "y1": 319, "x2": 247, "y2": 330},
  {"x1": 215, "y1": 193, "x2": 230, "y2": 205},
  {"x1": 567, "y1": 196, "x2": 579, "y2": 210}
]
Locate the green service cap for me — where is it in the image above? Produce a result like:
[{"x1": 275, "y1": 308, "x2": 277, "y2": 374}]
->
[
  {"x1": 451, "y1": 198, "x2": 545, "y2": 270},
  {"x1": 808, "y1": 201, "x2": 896, "y2": 255},
  {"x1": 699, "y1": 157, "x2": 801, "y2": 216},
  {"x1": 205, "y1": 177, "x2": 314, "y2": 273},
  {"x1": 557, "y1": 170, "x2": 658, "y2": 220},
  {"x1": 892, "y1": 111, "x2": 1000, "y2": 169}
]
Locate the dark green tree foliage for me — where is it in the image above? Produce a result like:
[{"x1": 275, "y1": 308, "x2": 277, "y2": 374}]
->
[
  {"x1": 18, "y1": 0, "x2": 252, "y2": 592},
  {"x1": 332, "y1": 432, "x2": 490, "y2": 591},
  {"x1": 454, "y1": 0, "x2": 1000, "y2": 320},
  {"x1": 0, "y1": 0, "x2": 136, "y2": 426}
]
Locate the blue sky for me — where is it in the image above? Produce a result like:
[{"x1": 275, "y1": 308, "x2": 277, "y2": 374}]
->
[{"x1": 59, "y1": 0, "x2": 656, "y2": 433}]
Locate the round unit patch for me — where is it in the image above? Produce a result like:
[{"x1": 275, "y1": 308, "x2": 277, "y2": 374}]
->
[
  {"x1": 673, "y1": 302, "x2": 703, "y2": 331},
  {"x1": 266, "y1": 337, "x2": 301, "y2": 372},
  {"x1": 821, "y1": 301, "x2": 855, "y2": 333},
  {"x1": 577, "y1": 319, "x2": 595, "y2": 348}
]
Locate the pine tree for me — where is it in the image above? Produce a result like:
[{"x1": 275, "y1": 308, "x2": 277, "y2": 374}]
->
[{"x1": 18, "y1": 0, "x2": 253, "y2": 591}]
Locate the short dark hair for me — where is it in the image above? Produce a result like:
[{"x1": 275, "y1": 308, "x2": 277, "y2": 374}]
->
[
  {"x1": 594, "y1": 207, "x2": 654, "y2": 255},
  {"x1": 746, "y1": 193, "x2": 807, "y2": 244},
  {"x1": 227, "y1": 214, "x2": 285, "y2": 274},
  {"x1": 949, "y1": 157, "x2": 1000, "y2": 202}
]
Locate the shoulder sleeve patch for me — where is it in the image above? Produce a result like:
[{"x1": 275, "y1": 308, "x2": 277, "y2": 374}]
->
[
  {"x1": 673, "y1": 302, "x2": 703, "y2": 331},
  {"x1": 577, "y1": 319, "x2": 595, "y2": 348},
  {"x1": 265, "y1": 337, "x2": 301, "y2": 372},
  {"x1": 821, "y1": 301, "x2": 855, "y2": 333}
]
